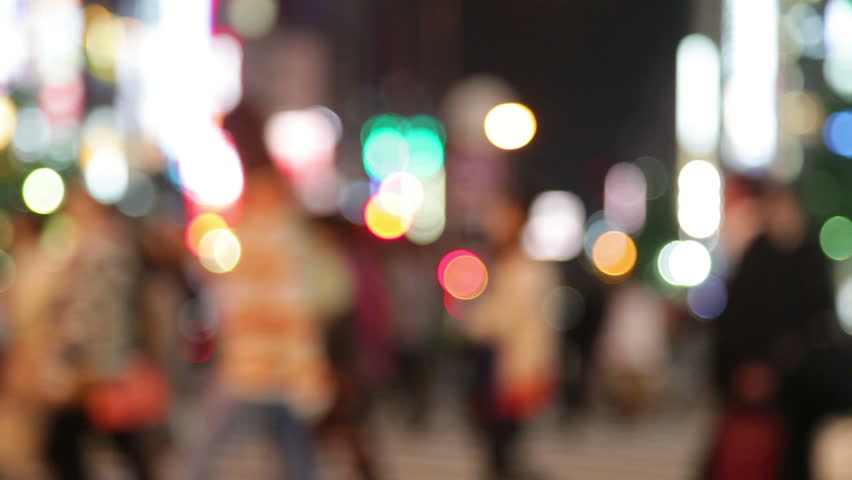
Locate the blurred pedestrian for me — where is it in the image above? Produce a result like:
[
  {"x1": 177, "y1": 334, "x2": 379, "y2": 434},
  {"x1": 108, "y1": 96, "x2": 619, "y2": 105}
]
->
[
  {"x1": 191, "y1": 167, "x2": 345, "y2": 480},
  {"x1": 706, "y1": 184, "x2": 834, "y2": 480},
  {"x1": 0, "y1": 213, "x2": 62, "y2": 478},
  {"x1": 385, "y1": 242, "x2": 443, "y2": 431},
  {"x1": 41, "y1": 185, "x2": 160, "y2": 480},
  {"x1": 596, "y1": 281, "x2": 669, "y2": 418},
  {"x1": 318, "y1": 221, "x2": 391, "y2": 480},
  {"x1": 465, "y1": 196, "x2": 561, "y2": 480}
]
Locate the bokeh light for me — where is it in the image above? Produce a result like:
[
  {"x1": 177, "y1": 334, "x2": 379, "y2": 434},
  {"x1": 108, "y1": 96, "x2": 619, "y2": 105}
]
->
[
  {"x1": 84, "y1": 5, "x2": 124, "y2": 83},
  {"x1": 785, "y1": 3, "x2": 824, "y2": 59},
  {"x1": 228, "y1": 0, "x2": 278, "y2": 38},
  {"x1": 176, "y1": 125, "x2": 245, "y2": 210},
  {"x1": 819, "y1": 216, "x2": 852, "y2": 261},
  {"x1": 0, "y1": 96, "x2": 16, "y2": 150},
  {"x1": 521, "y1": 190, "x2": 585, "y2": 261},
  {"x1": 604, "y1": 162, "x2": 647, "y2": 233},
  {"x1": 591, "y1": 231, "x2": 637, "y2": 278},
  {"x1": 22, "y1": 168, "x2": 65, "y2": 215},
  {"x1": 824, "y1": 0, "x2": 852, "y2": 100},
  {"x1": 84, "y1": 146, "x2": 129, "y2": 204},
  {"x1": 364, "y1": 194, "x2": 413, "y2": 240},
  {"x1": 362, "y1": 126, "x2": 407, "y2": 180},
  {"x1": 117, "y1": 173, "x2": 157, "y2": 218},
  {"x1": 657, "y1": 240, "x2": 712, "y2": 287},
  {"x1": 677, "y1": 160, "x2": 722, "y2": 239},
  {"x1": 31, "y1": 0, "x2": 83, "y2": 87},
  {"x1": 264, "y1": 106, "x2": 341, "y2": 175},
  {"x1": 39, "y1": 78, "x2": 85, "y2": 125},
  {"x1": 483, "y1": 102, "x2": 537, "y2": 150},
  {"x1": 687, "y1": 275, "x2": 728, "y2": 319},
  {"x1": 824, "y1": 55, "x2": 852, "y2": 101},
  {"x1": 441, "y1": 75, "x2": 514, "y2": 151},
  {"x1": 361, "y1": 115, "x2": 445, "y2": 181},
  {"x1": 13, "y1": 107, "x2": 51, "y2": 161},
  {"x1": 437, "y1": 249, "x2": 472, "y2": 290},
  {"x1": 406, "y1": 169, "x2": 446, "y2": 245},
  {"x1": 378, "y1": 172, "x2": 424, "y2": 218},
  {"x1": 405, "y1": 117, "x2": 445, "y2": 179},
  {"x1": 438, "y1": 250, "x2": 488, "y2": 300},
  {"x1": 198, "y1": 228, "x2": 242, "y2": 274},
  {"x1": 0, "y1": 18, "x2": 26, "y2": 85},
  {"x1": 781, "y1": 90, "x2": 824, "y2": 137},
  {"x1": 185, "y1": 213, "x2": 229, "y2": 256},
  {"x1": 676, "y1": 33, "x2": 720, "y2": 157},
  {"x1": 723, "y1": 0, "x2": 779, "y2": 172},
  {"x1": 211, "y1": 32, "x2": 244, "y2": 114},
  {"x1": 823, "y1": 111, "x2": 852, "y2": 158}
]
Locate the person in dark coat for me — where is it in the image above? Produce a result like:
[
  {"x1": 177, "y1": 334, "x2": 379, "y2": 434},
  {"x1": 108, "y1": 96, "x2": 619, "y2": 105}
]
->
[{"x1": 707, "y1": 183, "x2": 834, "y2": 480}]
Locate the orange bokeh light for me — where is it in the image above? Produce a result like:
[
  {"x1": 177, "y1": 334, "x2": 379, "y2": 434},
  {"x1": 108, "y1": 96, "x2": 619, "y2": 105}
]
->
[
  {"x1": 364, "y1": 194, "x2": 412, "y2": 240},
  {"x1": 185, "y1": 213, "x2": 228, "y2": 256},
  {"x1": 591, "y1": 230, "x2": 637, "y2": 277}
]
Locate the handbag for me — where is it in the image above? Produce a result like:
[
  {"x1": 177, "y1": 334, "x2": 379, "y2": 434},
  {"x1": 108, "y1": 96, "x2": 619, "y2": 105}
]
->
[{"x1": 84, "y1": 355, "x2": 170, "y2": 431}]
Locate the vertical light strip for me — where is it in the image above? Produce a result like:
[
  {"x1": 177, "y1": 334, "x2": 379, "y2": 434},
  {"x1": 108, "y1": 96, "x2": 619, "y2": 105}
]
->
[
  {"x1": 676, "y1": 34, "x2": 720, "y2": 158},
  {"x1": 676, "y1": 32, "x2": 722, "y2": 241},
  {"x1": 722, "y1": 0, "x2": 779, "y2": 172},
  {"x1": 142, "y1": 0, "x2": 214, "y2": 151}
]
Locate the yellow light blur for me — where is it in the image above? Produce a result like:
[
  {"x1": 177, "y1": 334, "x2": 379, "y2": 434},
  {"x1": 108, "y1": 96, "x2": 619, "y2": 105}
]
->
[
  {"x1": 0, "y1": 96, "x2": 16, "y2": 151},
  {"x1": 364, "y1": 195, "x2": 413, "y2": 240},
  {"x1": 484, "y1": 102, "x2": 537, "y2": 150},
  {"x1": 186, "y1": 213, "x2": 229, "y2": 255},
  {"x1": 22, "y1": 168, "x2": 65, "y2": 215},
  {"x1": 81, "y1": 125, "x2": 122, "y2": 167},
  {"x1": 228, "y1": 0, "x2": 278, "y2": 38},
  {"x1": 84, "y1": 6, "x2": 124, "y2": 83},
  {"x1": 780, "y1": 90, "x2": 823, "y2": 137},
  {"x1": 199, "y1": 228, "x2": 241, "y2": 274},
  {"x1": 591, "y1": 230, "x2": 637, "y2": 278}
]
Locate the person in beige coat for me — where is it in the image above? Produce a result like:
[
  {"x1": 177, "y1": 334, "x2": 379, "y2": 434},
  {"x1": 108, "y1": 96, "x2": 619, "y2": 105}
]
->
[{"x1": 465, "y1": 196, "x2": 561, "y2": 480}]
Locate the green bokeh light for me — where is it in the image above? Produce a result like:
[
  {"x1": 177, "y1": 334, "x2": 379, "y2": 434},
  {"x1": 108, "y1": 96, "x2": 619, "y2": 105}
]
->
[
  {"x1": 819, "y1": 216, "x2": 852, "y2": 261},
  {"x1": 363, "y1": 127, "x2": 407, "y2": 180},
  {"x1": 405, "y1": 127, "x2": 444, "y2": 179},
  {"x1": 360, "y1": 114, "x2": 404, "y2": 145},
  {"x1": 361, "y1": 114, "x2": 445, "y2": 181}
]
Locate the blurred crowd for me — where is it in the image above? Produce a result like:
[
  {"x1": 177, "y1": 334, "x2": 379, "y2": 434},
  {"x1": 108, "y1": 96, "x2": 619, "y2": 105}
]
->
[
  {"x1": 2, "y1": 143, "x2": 851, "y2": 480},
  {"x1": 1, "y1": 1, "x2": 852, "y2": 480}
]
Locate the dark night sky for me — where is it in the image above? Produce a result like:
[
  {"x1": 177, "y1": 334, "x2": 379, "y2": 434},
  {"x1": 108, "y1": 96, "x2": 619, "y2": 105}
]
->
[{"x1": 462, "y1": 1, "x2": 690, "y2": 208}]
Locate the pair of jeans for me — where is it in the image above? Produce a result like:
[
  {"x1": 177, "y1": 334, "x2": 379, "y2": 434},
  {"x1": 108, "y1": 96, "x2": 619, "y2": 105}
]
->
[{"x1": 193, "y1": 400, "x2": 316, "y2": 480}]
